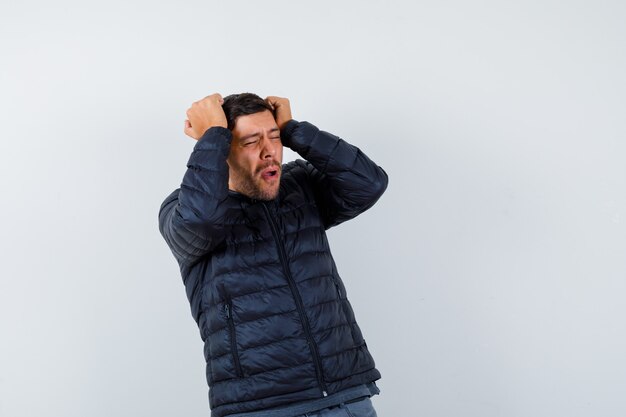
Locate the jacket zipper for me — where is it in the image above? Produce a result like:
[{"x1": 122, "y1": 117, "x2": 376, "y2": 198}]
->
[
  {"x1": 261, "y1": 202, "x2": 328, "y2": 397},
  {"x1": 224, "y1": 299, "x2": 244, "y2": 378}
]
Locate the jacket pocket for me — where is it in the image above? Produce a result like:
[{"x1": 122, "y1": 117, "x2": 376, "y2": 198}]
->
[
  {"x1": 224, "y1": 299, "x2": 244, "y2": 378},
  {"x1": 332, "y1": 277, "x2": 343, "y2": 299},
  {"x1": 332, "y1": 277, "x2": 359, "y2": 344}
]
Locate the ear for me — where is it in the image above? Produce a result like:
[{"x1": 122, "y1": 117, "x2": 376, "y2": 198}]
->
[{"x1": 226, "y1": 160, "x2": 235, "y2": 191}]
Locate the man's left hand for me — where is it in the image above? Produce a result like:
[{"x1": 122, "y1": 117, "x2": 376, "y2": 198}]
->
[{"x1": 265, "y1": 96, "x2": 292, "y2": 131}]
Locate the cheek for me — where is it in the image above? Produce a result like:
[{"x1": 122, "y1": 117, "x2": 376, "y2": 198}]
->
[{"x1": 228, "y1": 151, "x2": 250, "y2": 170}]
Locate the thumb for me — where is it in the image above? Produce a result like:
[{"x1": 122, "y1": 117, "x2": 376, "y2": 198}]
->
[{"x1": 184, "y1": 120, "x2": 197, "y2": 139}]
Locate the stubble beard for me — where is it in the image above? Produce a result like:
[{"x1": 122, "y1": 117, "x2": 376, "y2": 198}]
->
[{"x1": 230, "y1": 163, "x2": 281, "y2": 201}]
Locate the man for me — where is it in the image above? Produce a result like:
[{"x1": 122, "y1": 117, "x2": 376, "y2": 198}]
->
[{"x1": 158, "y1": 92, "x2": 388, "y2": 417}]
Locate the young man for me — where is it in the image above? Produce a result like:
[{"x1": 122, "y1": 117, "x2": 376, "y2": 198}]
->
[{"x1": 158, "y1": 93, "x2": 388, "y2": 417}]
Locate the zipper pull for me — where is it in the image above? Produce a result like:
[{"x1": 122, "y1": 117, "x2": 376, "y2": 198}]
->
[
  {"x1": 224, "y1": 303, "x2": 230, "y2": 318},
  {"x1": 322, "y1": 390, "x2": 328, "y2": 397}
]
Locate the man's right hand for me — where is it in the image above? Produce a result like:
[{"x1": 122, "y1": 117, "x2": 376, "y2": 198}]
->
[{"x1": 184, "y1": 93, "x2": 228, "y2": 140}]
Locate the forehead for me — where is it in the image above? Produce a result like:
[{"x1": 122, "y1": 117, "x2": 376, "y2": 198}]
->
[{"x1": 232, "y1": 110, "x2": 278, "y2": 139}]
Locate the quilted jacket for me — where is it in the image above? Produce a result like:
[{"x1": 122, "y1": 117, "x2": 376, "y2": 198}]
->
[{"x1": 158, "y1": 119, "x2": 388, "y2": 417}]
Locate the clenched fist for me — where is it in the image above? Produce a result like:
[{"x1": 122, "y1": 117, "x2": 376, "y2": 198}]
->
[
  {"x1": 184, "y1": 93, "x2": 228, "y2": 140},
  {"x1": 265, "y1": 96, "x2": 292, "y2": 131}
]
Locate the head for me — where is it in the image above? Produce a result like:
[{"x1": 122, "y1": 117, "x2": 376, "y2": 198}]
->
[{"x1": 222, "y1": 93, "x2": 283, "y2": 201}]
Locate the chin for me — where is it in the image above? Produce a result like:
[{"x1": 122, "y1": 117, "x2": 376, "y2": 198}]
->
[
  {"x1": 258, "y1": 184, "x2": 280, "y2": 201},
  {"x1": 251, "y1": 177, "x2": 280, "y2": 200},
  {"x1": 260, "y1": 189, "x2": 279, "y2": 201}
]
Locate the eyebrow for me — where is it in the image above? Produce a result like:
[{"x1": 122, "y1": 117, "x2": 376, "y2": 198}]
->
[{"x1": 239, "y1": 127, "x2": 280, "y2": 142}]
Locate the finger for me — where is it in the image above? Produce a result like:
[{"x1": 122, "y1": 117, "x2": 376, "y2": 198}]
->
[
  {"x1": 206, "y1": 93, "x2": 223, "y2": 104},
  {"x1": 265, "y1": 97, "x2": 276, "y2": 110},
  {"x1": 200, "y1": 93, "x2": 222, "y2": 106}
]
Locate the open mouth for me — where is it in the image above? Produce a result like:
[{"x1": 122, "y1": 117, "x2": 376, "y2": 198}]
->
[{"x1": 260, "y1": 166, "x2": 280, "y2": 180}]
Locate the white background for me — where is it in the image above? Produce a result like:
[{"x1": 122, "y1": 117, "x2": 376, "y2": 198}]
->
[{"x1": 1, "y1": 1, "x2": 625, "y2": 416}]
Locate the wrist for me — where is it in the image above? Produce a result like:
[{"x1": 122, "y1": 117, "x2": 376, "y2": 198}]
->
[
  {"x1": 280, "y1": 119, "x2": 298, "y2": 135},
  {"x1": 197, "y1": 125, "x2": 232, "y2": 144}
]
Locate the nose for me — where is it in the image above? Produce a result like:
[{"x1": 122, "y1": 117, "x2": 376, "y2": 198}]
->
[{"x1": 260, "y1": 135, "x2": 276, "y2": 160}]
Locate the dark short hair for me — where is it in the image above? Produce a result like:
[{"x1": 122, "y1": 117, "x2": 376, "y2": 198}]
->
[{"x1": 222, "y1": 93, "x2": 273, "y2": 130}]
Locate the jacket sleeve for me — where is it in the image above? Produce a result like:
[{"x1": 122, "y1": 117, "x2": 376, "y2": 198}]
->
[
  {"x1": 280, "y1": 119, "x2": 389, "y2": 229},
  {"x1": 158, "y1": 126, "x2": 232, "y2": 266}
]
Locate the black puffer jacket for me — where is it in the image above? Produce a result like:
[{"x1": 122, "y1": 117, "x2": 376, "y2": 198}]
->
[{"x1": 158, "y1": 119, "x2": 388, "y2": 417}]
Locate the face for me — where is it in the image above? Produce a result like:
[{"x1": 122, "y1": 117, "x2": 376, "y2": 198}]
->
[{"x1": 227, "y1": 110, "x2": 283, "y2": 200}]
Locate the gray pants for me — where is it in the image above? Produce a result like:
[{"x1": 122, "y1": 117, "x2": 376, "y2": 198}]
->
[{"x1": 299, "y1": 397, "x2": 378, "y2": 417}]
